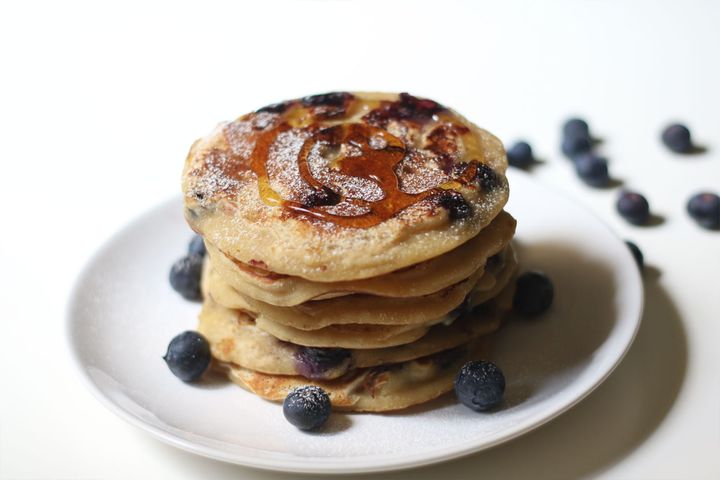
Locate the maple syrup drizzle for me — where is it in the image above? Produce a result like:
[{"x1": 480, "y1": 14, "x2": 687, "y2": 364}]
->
[
  {"x1": 249, "y1": 123, "x2": 290, "y2": 207},
  {"x1": 242, "y1": 95, "x2": 486, "y2": 228}
]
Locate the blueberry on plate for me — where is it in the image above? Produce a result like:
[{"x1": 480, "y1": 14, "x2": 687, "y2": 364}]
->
[
  {"x1": 561, "y1": 134, "x2": 592, "y2": 159},
  {"x1": 283, "y1": 386, "x2": 332, "y2": 431},
  {"x1": 188, "y1": 234, "x2": 206, "y2": 257},
  {"x1": 661, "y1": 123, "x2": 692, "y2": 153},
  {"x1": 687, "y1": 192, "x2": 720, "y2": 230},
  {"x1": 163, "y1": 331, "x2": 211, "y2": 382},
  {"x1": 454, "y1": 360, "x2": 505, "y2": 411},
  {"x1": 574, "y1": 153, "x2": 609, "y2": 187},
  {"x1": 617, "y1": 191, "x2": 651, "y2": 225},
  {"x1": 625, "y1": 240, "x2": 644, "y2": 270},
  {"x1": 563, "y1": 117, "x2": 590, "y2": 139},
  {"x1": 169, "y1": 254, "x2": 204, "y2": 301},
  {"x1": 513, "y1": 271, "x2": 554, "y2": 317},
  {"x1": 506, "y1": 141, "x2": 534, "y2": 169}
]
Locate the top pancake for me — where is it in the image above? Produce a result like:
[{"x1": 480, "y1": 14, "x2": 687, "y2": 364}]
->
[{"x1": 183, "y1": 92, "x2": 509, "y2": 282}]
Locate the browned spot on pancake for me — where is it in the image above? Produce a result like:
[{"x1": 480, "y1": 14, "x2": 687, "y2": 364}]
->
[
  {"x1": 362, "y1": 368, "x2": 391, "y2": 398},
  {"x1": 248, "y1": 259, "x2": 268, "y2": 269},
  {"x1": 219, "y1": 338, "x2": 235, "y2": 356},
  {"x1": 221, "y1": 254, "x2": 288, "y2": 281},
  {"x1": 425, "y1": 124, "x2": 471, "y2": 173},
  {"x1": 188, "y1": 148, "x2": 245, "y2": 201}
]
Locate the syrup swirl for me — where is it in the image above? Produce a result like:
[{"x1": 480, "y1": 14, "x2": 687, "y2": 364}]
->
[{"x1": 197, "y1": 93, "x2": 496, "y2": 229}]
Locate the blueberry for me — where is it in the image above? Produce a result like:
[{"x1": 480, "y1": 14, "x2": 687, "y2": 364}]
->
[
  {"x1": 256, "y1": 101, "x2": 291, "y2": 114},
  {"x1": 188, "y1": 234, "x2": 206, "y2": 257},
  {"x1": 475, "y1": 163, "x2": 501, "y2": 190},
  {"x1": 169, "y1": 254, "x2": 204, "y2": 301},
  {"x1": 506, "y1": 141, "x2": 534, "y2": 169},
  {"x1": 625, "y1": 241, "x2": 644, "y2": 270},
  {"x1": 574, "y1": 153, "x2": 609, "y2": 187},
  {"x1": 163, "y1": 331, "x2": 211, "y2": 382},
  {"x1": 283, "y1": 386, "x2": 332, "y2": 430},
  {"x1": 561, "y1": 134, "x2": 592, "y2": 159},
  {"x1": 448, "y1": 294, "x2": 472, "y2": 318},
  {"x1": 513, "y1": 271, "x2": 554, "y2": 317},
  {"x1": 294, "y1": 347, "x2": 352, "y2": 379},
  {"x1": 563, "y1": 118, "x2": 590, "y2": 139},
  {"x1": 687, "y1": 192, "x2": 720, "y2": 230},
  {"x1": 661, "y1": 124, "x2": 692, "y2": 153},
  {"x1": 617, "y1": 191, "x2": 650, "y2": 225},
  {"x1": 301, "y1": 92, "x2": 353, "y2": 107},
  {"x1": 303, "y1": 186, "x2": 341, "y2": 208},
  {"x1": 438, "y1": 191, "x2": 472, "y2": 220},
  {"x1": 454, "y1": 360, "x2": 505, "y2": 411}
]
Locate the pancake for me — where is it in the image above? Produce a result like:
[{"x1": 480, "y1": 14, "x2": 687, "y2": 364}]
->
[
  {"x1": 252, "y1": 319, "x2": 430, "y2": 350},
  {"x1": 220, "y1": 337, "x2": 488, "y2": 412},
  {"x1": 197, "y1": 278, "x2": 514, "y2": 379},
  {"x1": 201, "y1": 258, "x2": 432, "y2": 348},
  {"x1": 205, "y1": 210, "x2": 516, "y2": 306},
  {"x1": 247, "y1": 252, "x2": 517, "y2": 349},
  {"x1": 182, "y1": 92, "x2": 509, "y2": 283},
  {"x1": 469, "y1": 246, "x2": 518, "y2": 307},
  {"x1": 206, "y1": 245, "x2": 513, "y2": 332}
]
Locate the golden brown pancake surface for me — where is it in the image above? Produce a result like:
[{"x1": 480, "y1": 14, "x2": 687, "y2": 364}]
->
[{"x1": 183, "y1": 92, "x2": 509, "y2": 282}]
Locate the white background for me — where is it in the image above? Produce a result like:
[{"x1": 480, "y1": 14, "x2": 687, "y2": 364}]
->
[{"x1": 1, "y1": 0, "x2": 719, "y2": 478}]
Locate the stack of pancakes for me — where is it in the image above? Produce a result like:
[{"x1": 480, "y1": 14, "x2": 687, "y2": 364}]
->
[{"x1": 182, "y1": 92, "x2": 516, "y2": 412}]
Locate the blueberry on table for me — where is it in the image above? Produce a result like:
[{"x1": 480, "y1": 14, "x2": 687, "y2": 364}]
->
[
  {"x1": 513, "y1": 271, "x2": 554, "y2": 317},
  {"x1": 454, "y1": 360, "x2": 505, "y2": 411},
  {"x1": 283, "y1": 386, "x2": 332, "y2": 431},
  {"x1": 163, "y1": 331, "x2": 211, "y2": 382},
  {"x1": 661, "y1": 124, "x2": 692, "y2": 153},
  {"x1": 574, "y1": 153, "x2": 609, "y2": 187},
  {"x1": 169, "y1": 254, "x2": 204, "y2": 301},
  {"x1": 625, "y1": 241, "x2": 644, "y2": 270},
  {"x1": 687, "y1": 192, "x2": 720, "y2": 230},
  {"x1": 563, "y1": 118, "x2": 590, "y2": 139},
  {"x1": 561, "y1": 134, "x2": 592, "y2": 159},
  {"x1": 506, "y1": 141, "x2": 534, "y2": 169},
  {"x1": 188, "y1": 234, "x2": 206, "y2": 257},
  {"x1": 616, "y1": 191, "x2": 651, "y2": 225}
]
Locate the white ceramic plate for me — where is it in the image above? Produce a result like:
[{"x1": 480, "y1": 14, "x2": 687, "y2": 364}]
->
[{"x1": 66, "y1": 170, "x2": 643, "y2": 474}]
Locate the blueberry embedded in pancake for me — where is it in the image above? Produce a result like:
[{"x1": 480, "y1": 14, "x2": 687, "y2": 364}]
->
[
  {"x1": 196, "y1": 273, "x2": 516, "y2": 379},
  {"x1": 362, "y1": 92, "x2": 445, "y2": 128},
  {"x1": 293, "y1": 346, "x2": 353, "y2": 380},
  {"x1": 220, "y1": 336, "x2": 492, "y2": 412},
  {"x1": 182, "y1": 91, "x2": 508, "y2": 282}
]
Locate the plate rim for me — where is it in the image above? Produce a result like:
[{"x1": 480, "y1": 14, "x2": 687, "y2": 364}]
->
[{"x1": 65, "y1": 171, "x2": 644, "y2": 474}]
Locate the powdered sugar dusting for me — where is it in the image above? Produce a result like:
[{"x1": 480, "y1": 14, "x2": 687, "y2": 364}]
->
[
  {"x1": 188, "y1": 148, "x2": 244, "y2": 205},
  {"x1": 307, "y1": 142, "x2": 383, "y2": 203},
  {"x1": 266, "y1": 129, "x2": 313, "y2": 201},
  {"x1": 285, "y1": 385, "x2": 331, "y2": 413},
  {"x1": 395, "y1": 150, "x2": 449, "y2": 194},
  {"x1": 224, "y1": 120, "x2": 256, "y2": 159}
]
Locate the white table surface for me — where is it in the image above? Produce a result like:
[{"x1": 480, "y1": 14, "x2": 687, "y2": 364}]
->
[{"x1": 1, "y1": 0, "x2": 719, "y2": 478}]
